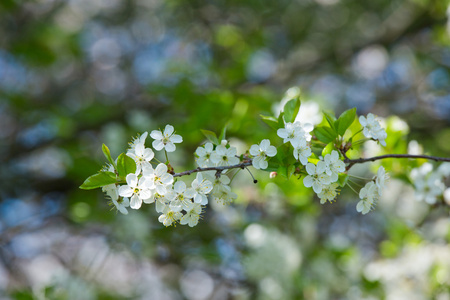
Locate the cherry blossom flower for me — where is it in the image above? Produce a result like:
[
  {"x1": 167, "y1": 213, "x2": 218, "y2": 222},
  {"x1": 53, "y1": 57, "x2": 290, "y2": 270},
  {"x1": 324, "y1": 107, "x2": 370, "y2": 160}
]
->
[
  {"x1": 375, "y1": 166, "x2": 389, "y2": 196},
  {"x1": 158, "y1": 207, "x2": 182, "y2": 227},
  {"x1": 303, "y1": 162, "x2": 331, "y2": 193},
  {"x1": 357, "y1": 181, "x2": 378, "y2": 214},
  {"x1": 169, "y1": 181, "x2": 195, "y2": 212},
  {"x1": 293, "y1": 139, "x2": 312, "y2": 166},
  {"x1": 180, "y1": 203, "x2": 202, "y2": 227},
  {"x1": 103, "y1": 184, "x2": 130, "y2": 215},
  {"x1": 118, "y1": 173, "x2": 152, "y2": 210},
  {"x1": 143, "y1": 163, "x2": 174, "y2": 195},
  {"x1": 318, "y1": 183, "x2": 339, "y2": 204},
  {"x1": 249, "y1": 139, "x2": 277, "y2": 170},
  {"x1": 150, "y1": 124, "x2": 183, "y2": 152},
  {"x1": 195, "y1": 142, "x2": 215, "y2": 167},
  {"x1": 127, "y1": 143, "x2": 154, "y2": 175},
  {"x1": 359, "y1": 113, "x2": 387, "y2": 146},
  {"x1": 211, "y1": 144, "x2": 239, "y2": 166},
  {"x1": 189, "y1": 173, "x2": 213, "y2": 205},
  {"x1": 323, "y1": 150, "x2": 345, "y2": 182}
]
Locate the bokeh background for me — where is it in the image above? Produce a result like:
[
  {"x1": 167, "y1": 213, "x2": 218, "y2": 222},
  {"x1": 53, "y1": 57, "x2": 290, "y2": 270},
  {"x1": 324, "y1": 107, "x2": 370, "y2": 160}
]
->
[{"x1": 1, "y1": 0, "x2": 450, "y2": 299}]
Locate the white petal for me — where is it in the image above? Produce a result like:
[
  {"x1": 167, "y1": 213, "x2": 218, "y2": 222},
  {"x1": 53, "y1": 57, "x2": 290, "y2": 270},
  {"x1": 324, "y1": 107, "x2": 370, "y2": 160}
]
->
[
  {"x1": 265, "y1": 146, "x2": 277, "y2": 157},
  {"x1": 260, "y1": 139, "x2": 270, "y2": 151},
  {"x1": 118, "y1": 185, "x2": 133, "y2": 197},
  {"x1": 170, "y1": 134, "x2": 182, "y2": 143},
  {"x1": 126, "y1": 173, "x2": 138, "y2": 188},
  {"x1": 150, "y1": 130, "x2": 163, "y2": 140},
  {"x1": 174, "y1": 181, "x2": 186, "y2": 193},
  {"x1": 165, "y1": 142, "x2": 176, "y2": 152},
  {"x1": 164, "y1": 124, "x2": 174, "y2": 136},
  {"x1": 196, "y1": 147, "x2": 206, "y2": 156},
  {"x1": 152, "y1": 140, "x2": 165, "y2": 151},
  {"x1": 303, "y1": 176, "x2": 314, "y2": 188},
  {"x1": 130, "y1": 195, "x2": 142, "y2": 209},
  {"x1": 305, "y1": 163, "x2": 316, "y2": 175},
  {"x1": 249, "y1": 145, "x2": 260, "y2": 156}
]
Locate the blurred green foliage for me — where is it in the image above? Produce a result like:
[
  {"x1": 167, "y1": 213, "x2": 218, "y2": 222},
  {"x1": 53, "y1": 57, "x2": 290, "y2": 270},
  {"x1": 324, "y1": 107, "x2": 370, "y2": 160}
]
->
[{"x1": 0, "y1": 0, "x2": 449, "y2": 299}]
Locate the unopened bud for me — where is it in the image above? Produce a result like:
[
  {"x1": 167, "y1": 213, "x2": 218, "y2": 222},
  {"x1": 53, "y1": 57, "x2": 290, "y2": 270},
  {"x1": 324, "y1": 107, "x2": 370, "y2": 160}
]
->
[{"x1": 270, "y1": 172, "x2": 277, "y2": 179}]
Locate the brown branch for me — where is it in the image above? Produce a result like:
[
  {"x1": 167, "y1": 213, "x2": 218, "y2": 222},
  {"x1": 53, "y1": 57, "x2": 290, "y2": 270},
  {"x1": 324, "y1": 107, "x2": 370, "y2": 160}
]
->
[
  {"x1": 173, "y1": 161, "x2": 252, "y2": 177},
  {"x1": 345, "y1": 154, "x2": 450, "y2": 170}
]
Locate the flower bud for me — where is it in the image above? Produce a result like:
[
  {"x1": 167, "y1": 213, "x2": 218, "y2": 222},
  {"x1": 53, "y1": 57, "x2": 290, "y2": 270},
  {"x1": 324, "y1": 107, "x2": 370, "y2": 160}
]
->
[{"x1": 270, "y1": 172, "x2": 277, "y2": 179}]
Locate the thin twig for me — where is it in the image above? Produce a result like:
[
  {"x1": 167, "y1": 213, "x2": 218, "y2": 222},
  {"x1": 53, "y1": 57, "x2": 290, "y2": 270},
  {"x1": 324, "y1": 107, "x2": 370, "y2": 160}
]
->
[
  {"x1": 173, "y1": 161, "x2": 252, "y2": 177},
  {"x1": 345, "y1": 154, "x2": 450, "y2": 170}
]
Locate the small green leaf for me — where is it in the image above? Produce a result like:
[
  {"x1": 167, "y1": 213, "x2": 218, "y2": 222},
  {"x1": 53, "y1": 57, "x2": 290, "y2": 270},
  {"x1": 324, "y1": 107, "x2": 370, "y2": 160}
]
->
[
  {"x1": 218, "y1": 125, "x2": 227, "y2": 142},
  {"x1": 338, "y1": 173, "x2": 349, "y2": 187},
  {"x1": 102, "y1": 144, "x2": 116, "y2": 168},
  {"x1": 200, "y1": 129, "x2": 219, "y2": 145},
  {"x1": 117, "y1": 153, "x2": 137, "y2": 178},
  {"x1": 335, "y1": 108, "x2": 356, "y2": 136},
  {"x1": 260, "y1": 115, "x2": 279, "y2": 130},
  {"x1": 323, "y1": 111, "x2": 336, "y2": 130},
  {"x1": 287, "y1": 164, "x2": 296, "y2": 179},
  {"x1": 313, "y1": 126, "x2": 338, "y2": 144},
  {"x1": 278, "y1": 112, "x2": 285, "y2": 128},
  {"x1": 283, "y1": 98, "x2": 301, "y2": 123},
  {"x1": 80, "y1": 172, "x2": 117, "y2": 190},
  {"x1": 277, "y1": 165, "x2": 288, "y2": 179},
  {"x1": 322, "y1": 142, "x2": 334, "y2": 157},
  {"x1": 265, "y1": 158, "x2": 281, "y2": 172}
]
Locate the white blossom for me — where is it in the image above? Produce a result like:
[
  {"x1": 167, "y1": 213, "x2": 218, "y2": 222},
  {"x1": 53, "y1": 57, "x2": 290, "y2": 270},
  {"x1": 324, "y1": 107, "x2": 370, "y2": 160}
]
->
[
  {"x1": 150, "y1": 124, "x2": 183, "y2": 152},
  {"x1": 158, "y1": 207, "x2": 182, "y2": 227},
  {"x1": 359, "y1": 113, "x2": 387, "y2": 146},
  {"x1": 196, "y1": 142, "x2": 215, "y2": 167},
  {"x1": 143, "y1": 163, "x2": 174, "y2": 195},
  {"x1": 127, "y1": 143, "x2": 154, "y2": 175},
  {"x1": 118, "y1": 173, "x2": 152, "y2": 210},
  {"x1": 357, "y1": 181, "x2": 378, "y2": 214},
  {"x1": 103, "y1": 184, "x2": 130, "y2": 215},
  {"x1": 303, "y1": 162, "x2": 331, "y2": 193},
  {"x1": 323, "y1": 150, "x2": 345, "y2": 182},
  {"x1": 128, "y1": 132, "x2": 148, "y2": 154},
  {"x1": 318, "y1": 183, "x2": 339, "y2": 204},
  {"x1": 375, "y1": 166, "x2": 389, "y2": 196},
  {"x1": 180, "y1": 203, "x2": 202, "y2": 227},
  {"x1": 249, "y1": 139, "x2": 277, "y2": 170},
  {"x1": 189, "y1": 173, "x2": 213, "y2": 205},
  {"x1": 169, "y1": 181, "x2": 195, "y2": 212},
  {"x1": 212, "y1": 184, "x2": 237, "y2": 205},
  {"x1": 210, "y1": 144, "x2": 239, "y2": 166},
  {"x1": 277, "y1": 122, "x2": 313, "y2": 145},
  {"x1": 293, "y1": 139, "x2": 312, "y2": 165}
]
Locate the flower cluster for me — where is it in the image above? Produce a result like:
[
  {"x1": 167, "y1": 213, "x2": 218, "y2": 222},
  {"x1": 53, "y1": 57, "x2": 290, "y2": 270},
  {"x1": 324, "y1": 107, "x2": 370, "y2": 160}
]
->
[
  {"x1": 410, "y1": 162, "x2": 450, "y2": 204},
  {"x1": 303, "y1": 150, "x2": 345, "y2": 203},
  {"x1": 359, "y1": 113, "x2": 387, "y2": 146},
  {"x1": 277, "y1": 121, "x2": 313, "y2": 165},
  {"x1": 103, "y1": 125, "x2": 214, "y2": 227}
]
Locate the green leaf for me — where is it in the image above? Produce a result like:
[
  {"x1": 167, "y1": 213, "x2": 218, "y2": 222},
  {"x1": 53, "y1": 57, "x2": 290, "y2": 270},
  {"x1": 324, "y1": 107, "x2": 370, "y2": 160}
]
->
[
  {"x1": 277, "y1": 165, "x2": 288, "y2": 179},
  {"x1": 218, "y1": 125, "x2": 227, "y2": 142},
  {"x1": 102, "y1": 144, "x2": 116, "y2": 168},
  {"x1": 80, "y1": 172, "x2": 117, "y2": 190},
  {"x1": 283, "y1": 98, "x2": 301, "y2": 123},
  {"x1": 265, "y1": 158, "x2": 281, "y2": 172},
  {"x1": 117, "y1": 153, "x2": 137, "y2": 178},
  {"x1": 322, "y1": 142, "x2": 334, "y2": 157},
  {"x1": 260, "y1": 115, "x2": 279, "y2": 130},
  {"x1": 335, "y1": 108, "x2": 356, "y2": 136},
  {"x1": 338, "y1": 173, "x2": 349, "y2": 187},
  {"x1": 200, "y1": 129, "x2": 219, "y2": 145},
  {"x1": 313, "y1": 126, "x2": 338, "y2": 144},
  {"x1": 278, "y1": 112, "x2": 285, "y2": 128},
  {"x1": 287, "y1": 164, "x2": 296, "y2": 179},
  {"x1": 323, "y1": 111, "x2": 336, "y2": 130}
]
